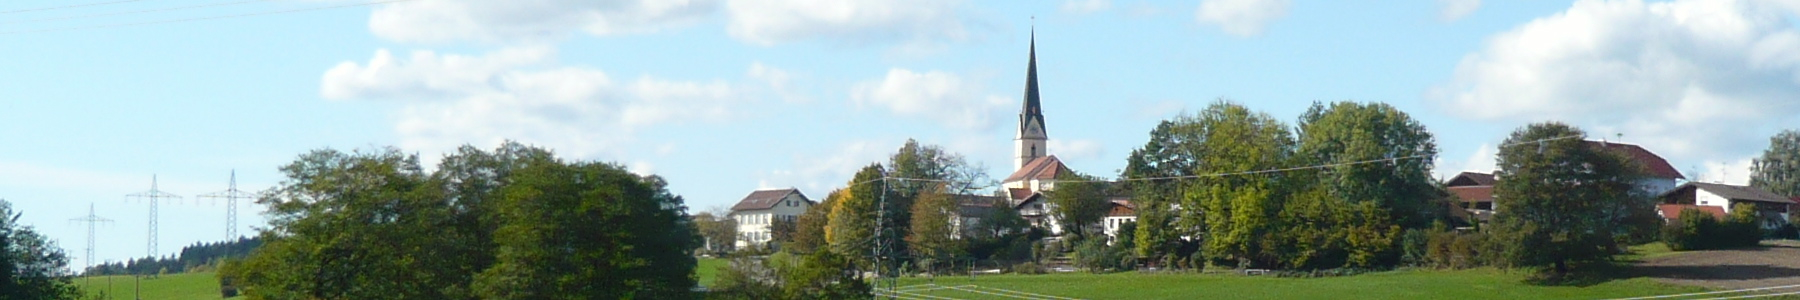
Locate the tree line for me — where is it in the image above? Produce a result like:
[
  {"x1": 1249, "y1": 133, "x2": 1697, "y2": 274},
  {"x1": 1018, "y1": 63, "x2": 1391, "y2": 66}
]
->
[{"x1": 85, "y1": 237, "x2": 263, "y2": 276}]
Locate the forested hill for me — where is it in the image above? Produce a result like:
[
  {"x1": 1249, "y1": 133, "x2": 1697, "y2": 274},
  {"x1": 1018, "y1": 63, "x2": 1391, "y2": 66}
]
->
[{"x1": 85, "y1": 237, "x2": 263, "y2": 276}]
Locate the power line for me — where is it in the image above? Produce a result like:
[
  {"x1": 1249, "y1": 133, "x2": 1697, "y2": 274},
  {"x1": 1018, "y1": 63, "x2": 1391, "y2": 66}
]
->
[
  {"x1": 1, "y1": 0, "x2": 281, "y2": 25},
  {"x1": 1, "y1": 0, "x2": 146, "y2": 14},
  {"x1": 0, "y1": 0, "x2": 417, "y2": 35},
  {"x1": 67, "y1": 203, "x2": 114, "y2": 275}
]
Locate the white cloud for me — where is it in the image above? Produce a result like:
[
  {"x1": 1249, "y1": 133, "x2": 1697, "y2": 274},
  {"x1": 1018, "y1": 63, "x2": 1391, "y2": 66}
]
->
[
  {"x1": 368, "y1": 0, "x2": 716, "y2": 43},
  {"x1": 1049, "y1": 139, "x2": 1104, "y2": 160},
  {"x1": 851, "y1": 68, "x2": 1010, "y2": 131},
  {"x1": 322, "y1": 47, "x2": 744, "y2": 159},
  {"x1": 748, "y1": 62, "x2": 809, "y2": 103},
  {"x1": 1438, "y1": 0, "x2": 1481, "y2": 22},
  {"x1": 1429, "y1": 0, "x2": 1800, "y2": 171},
  {"x1": 760, "y1": 140, "x2": 898, "y2": 193},
  {"x1": 1697, "y1": 157, "x2": 1754, "y2": 185},
  {"x1": 1195, "y1": 0, "x2": 1291, "y2": 37},
  {"x1": 725, "y1": 0, "x2": 973, "y2": 46},
  {"x1": 1061, "y1": 0, "x2": 1112, "y2": 15}
]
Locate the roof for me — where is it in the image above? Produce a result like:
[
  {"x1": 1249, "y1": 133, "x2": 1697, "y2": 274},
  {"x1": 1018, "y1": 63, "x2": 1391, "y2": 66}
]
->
[
  {"x1": 1448, "y1": 186, "x2": 1494, "y2": 203},
  {"x1": 1446, "y1": 172, "x2": 1496, "y2": 187},
  {"x1": 1003, "y1": 155, "x2": 1066, "y2": 183},
  {"x1": 1007, "y1": 188, "x2": 1034, "y2": 201},
  {"x1": 1683, "y1": 182, "x2": 1796, "y2": 204},
  {"x1": 729, "y1": 188, "x2": 807, "y2": 211},
  {"x1": 1657, "y1": 204, "x2": 1728, "y2": 221},
  {"x1": 956, "y1": 194, "x2": 1008, "y2": 216},
  {"x1": 1586, "y1": 141, "x2": 1684, "y2": 179},
  {"x1": 1018, "y1": 29, "x2": 1045, "y2": 137},
  {"x1": 1108, "y1": 199, "x2": 1135, "y2": 217}
]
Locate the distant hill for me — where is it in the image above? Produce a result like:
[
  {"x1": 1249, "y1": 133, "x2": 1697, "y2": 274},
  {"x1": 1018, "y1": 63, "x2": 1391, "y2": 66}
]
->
[{"x1": 86, "y1": 237, "x2": 262, "y2": 276}]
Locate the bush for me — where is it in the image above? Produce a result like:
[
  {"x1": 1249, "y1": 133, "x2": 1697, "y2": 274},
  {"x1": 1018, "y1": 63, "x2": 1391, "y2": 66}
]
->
[
  {"x1": 1662, "y1": 205, "x2": 1763, "y2": 251},
  {"x1": 1418, "y1": 228, "x2": 1496, "y2": 269},
  {"x1": 1072, "y1": 237, "x2": 1133, "y2": 273},
  {"x1": 1010, "y1": 262, "x2": 1045, "y2": 275}
]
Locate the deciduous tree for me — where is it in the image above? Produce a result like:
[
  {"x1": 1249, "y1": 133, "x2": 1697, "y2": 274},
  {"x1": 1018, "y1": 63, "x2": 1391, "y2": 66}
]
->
[
  {"x1": 1491, "y1": 122, "x2": 1640, "y2": 275},
  {"x1": 0, "y1": 199, "x2": 79, "y2": 300},
  {"x1": 1751, "y1": 130, "x2": 1800, "y2": 197}
]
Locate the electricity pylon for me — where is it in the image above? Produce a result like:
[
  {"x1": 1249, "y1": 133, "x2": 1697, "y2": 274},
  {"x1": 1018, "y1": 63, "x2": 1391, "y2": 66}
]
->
[
  {"x1": 126, "y1": 175, "x2": 181, "y2": 259},
  {"x1": 67, "y1": 203, "x2": 113, "y2": 275},
  {"x1": 197, "y1": 170, "x2": 257, "y2": 241}
]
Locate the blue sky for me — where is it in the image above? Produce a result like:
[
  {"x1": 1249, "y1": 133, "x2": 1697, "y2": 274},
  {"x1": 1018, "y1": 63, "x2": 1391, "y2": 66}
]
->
[{"x1": 4, "y1": 0, "x2": 1800, "y2": 270}]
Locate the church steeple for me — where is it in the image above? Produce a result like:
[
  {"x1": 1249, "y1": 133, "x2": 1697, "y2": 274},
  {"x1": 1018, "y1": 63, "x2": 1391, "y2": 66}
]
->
[{"x1": 1015, "y1": 28, "x2": 1048, "y2": 171}]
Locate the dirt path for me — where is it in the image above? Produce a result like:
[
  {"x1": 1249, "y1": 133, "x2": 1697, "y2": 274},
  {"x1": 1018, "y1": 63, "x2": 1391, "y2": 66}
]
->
[{"x1": 1633, "y1": 242, "x2": 1800, "y2": 290}]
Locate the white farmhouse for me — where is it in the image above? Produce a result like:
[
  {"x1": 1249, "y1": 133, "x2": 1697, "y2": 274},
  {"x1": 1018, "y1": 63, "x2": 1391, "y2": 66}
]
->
[{"x1": 728, "y1": 188, "x2": 813, "y2": 249}]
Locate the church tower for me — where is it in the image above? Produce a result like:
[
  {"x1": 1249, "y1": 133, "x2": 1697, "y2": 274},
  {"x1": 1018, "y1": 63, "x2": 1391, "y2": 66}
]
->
[{"x1": 1015, "y1": 30, "x2": 1048, "y2": 171}]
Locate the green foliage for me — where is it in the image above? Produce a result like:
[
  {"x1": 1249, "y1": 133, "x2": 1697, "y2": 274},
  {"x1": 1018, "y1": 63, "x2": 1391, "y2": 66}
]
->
[
  {"x1": 1750, "y1": 129, "x2": 1800, "y2": 198},
  {"x1": 893, "y1": 269, "x2": 1702, "y2": 300},
  {"x1": 1049, "y1": 171, "x2": 1111, "y2": 238},
  {"x1": 907, "y1": 187, "x2": 965, "y2": 266},
  {"x1": 787, "y1": 190, "x2": 838, "y2": 254},
  {"x1": 709, "y1": 251, "x2": 869, "y2": 300},
  {"x1": 1490, "y1": 122, "x2": 1645, "y2": 275},
  {"x1": 1072, "y1": 237, "x2": 1134, "y2": 273},
  {"x1": 231, "y1": 142, "x2": 701, "y2": 300},
  {"x1": 473, "y1": 160, "x2": 699, "y2": 299},
  {"x1": 1294, "y1": 101, "x2": 1442, "y2": 228},
  {"x1": 693, "y1": 211, "x2": 737, "y2": 255},
  {"x1": 1180, "y1": 100, "x2": 1295, "y2": 268},
  {"x1": 1661, "y1": 205, "x2": 1764, "y2": 251},
  {"x1": 827, "y1": 164, "x2": 890, "y2": 265},
  {"x1": 0, "y1": 199, "x2": 80, "y2": 300}
]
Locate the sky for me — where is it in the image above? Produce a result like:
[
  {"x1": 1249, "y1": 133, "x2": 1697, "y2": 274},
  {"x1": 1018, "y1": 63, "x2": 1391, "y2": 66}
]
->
[{"x1": 4, "y1": 0, "x2": 1800, "y2": 271}]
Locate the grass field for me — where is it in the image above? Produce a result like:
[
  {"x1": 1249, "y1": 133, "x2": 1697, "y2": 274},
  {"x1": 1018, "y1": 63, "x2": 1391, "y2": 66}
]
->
[
  {"x1": 889, "y1": 269, "x2": 1706, "y2": 300},
  {"x1": 74, "y1": 272, "x2": 236, "y2": 300},
  {"x1": 698, "y1": 257, "x2": 727, "y2": 287}
]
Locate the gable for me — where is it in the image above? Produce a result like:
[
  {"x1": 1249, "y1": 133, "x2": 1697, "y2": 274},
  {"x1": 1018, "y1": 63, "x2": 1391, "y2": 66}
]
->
[
  {"x1": 1446, "y1": 172, "x2": 1495, "y2": 187},
  {"x1": 1003, "y1": 155, "x2": 1066, "y2": 183}
]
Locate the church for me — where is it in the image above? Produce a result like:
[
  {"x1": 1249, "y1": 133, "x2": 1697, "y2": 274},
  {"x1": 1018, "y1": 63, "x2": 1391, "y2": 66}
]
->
[{"x1": 999, "y1": 31, "x2": 1076, "y2": 236}]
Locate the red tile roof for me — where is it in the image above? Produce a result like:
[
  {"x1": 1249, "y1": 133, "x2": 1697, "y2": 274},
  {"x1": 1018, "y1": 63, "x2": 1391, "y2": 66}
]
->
[
  {"x1": 730, "y1": 188, "x2": 807, "y2": 211},
  {"x1": 1586, "y1": 141, "x2": 1684, "y2": 179},
  {"x1": 1656, "y1": 204, "x2": 1727, "y2": 221},
  {"x1": 1003, "y1": 155, "x2": 1065, "y2": 183},
  {"x1": 1448, "y1": 186, "x2": 1494, "y2": 203},
  {"x1": 1008, "y1": 188, "x2": 1034, "y2": 201}
]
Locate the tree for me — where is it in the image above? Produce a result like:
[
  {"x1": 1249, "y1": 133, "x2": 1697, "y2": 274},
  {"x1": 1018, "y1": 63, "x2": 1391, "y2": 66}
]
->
[
  {"x1": 1123, "y1": 117, "x2": 1207, "y2": 261},
  {"x1": 0, "y1": 199, "x2": 80, "y2": 300},
  {"x1": 1294, "y1": 101, "x2": 1441, "y2": 228},
  {"x1": 1490, "y1": 122, "x2": 1640, "y2": 275},
  {"x1": 788, "y1": 190, "x2": 840, "y2": 253},
  {"x1": 907, "y1": 186, "x2": 964, "y2": 267},
  {"x1": 1181, "y1": 101, "x2": 1295, "y2": 268},
  {"x1": 827, "y1": 164, "x2": 890, "y2": 264},
  {"x1": 1049, "y1": 171, "x2": 1111, "y2": 238},
  {"x1": 472, "y1": 161, "x2": 699, "y2": 299},
  {"x1": 1272, "y1": 101, "x2": 1437, "y2": 268},
  {"x1": 235, "y1": 148, "x2": 476, "y2": 299},
  {"x1": 694, "y1": 208, "x2": 739, "y2": 254},
  {"x1": 1751, "y1": 130, "x2": 1800, "y2": 197}
]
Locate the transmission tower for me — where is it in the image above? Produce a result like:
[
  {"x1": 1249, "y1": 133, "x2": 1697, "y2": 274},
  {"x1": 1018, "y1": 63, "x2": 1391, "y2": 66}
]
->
[
  {"x1": 125, "y1": 175, "x2": 181, "y2": 259},
  {"x1": 197, "y1": 170, "x2": 257, "y2": 241},
  {"x1": 67, "y1": 203, "x2": 113, "y2": 274},
  {"x1": 872, "y1": 177, "x2": 898, "y2": 299}
]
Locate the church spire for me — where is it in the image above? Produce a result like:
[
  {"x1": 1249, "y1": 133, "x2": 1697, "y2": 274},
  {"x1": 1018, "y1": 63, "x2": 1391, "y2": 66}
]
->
[
  {"x1": 1014, "y1": 27, "x2": 1048, "y2": 171},
  {"x1": 1019, "y1": 28, "x2": 1044, "y2": 136}
]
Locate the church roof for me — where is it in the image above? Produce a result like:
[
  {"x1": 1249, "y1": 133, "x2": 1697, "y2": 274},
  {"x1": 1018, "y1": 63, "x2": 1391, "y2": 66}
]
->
[
  {"x1": 729, "y1": 188, "x2": 808, "y2": 211},
  {"x1": 1004, "y1": 155, "x2": 1066, "y2": 183}
]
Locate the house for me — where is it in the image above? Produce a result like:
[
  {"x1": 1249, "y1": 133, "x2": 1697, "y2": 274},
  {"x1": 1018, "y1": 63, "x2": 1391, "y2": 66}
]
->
[
  {"x1": 728, "y1": 188, "x2": 813, "y2": 249},
  {"x1": 1657, "y1": 182, "x2": 1795, "y2": 230},
  {"x1": 1445, "y1": 172, "x2": 1496, "y2": 224},
  {"x1": 1103, "y1": 198, "x2": 1136, "y2": 244},
  {"x1": 1586, "y1": 141, "x2": 1685, "y2": 195},
  {"x1": 1012, "y1": 192, "x2": 1062, "y2": 235},
  {"x1": 950, "y1": 194, "x2": 1009, "y2": 238},
  {"x1": 1654, "y1": 204, "x2": 1727, "y2": 222}
]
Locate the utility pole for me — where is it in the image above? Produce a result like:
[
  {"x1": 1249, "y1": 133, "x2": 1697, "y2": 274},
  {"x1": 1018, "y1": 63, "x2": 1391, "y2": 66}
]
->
[
  {"x1": 68, "y1": 203, "x2": 114, "y2": 277},
  {"x1": 126, "y1": 175, "x2": 181, "y2": 262},
  {"x1": 197, "y1": 170, "x2": 257, "y2": 241}
]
